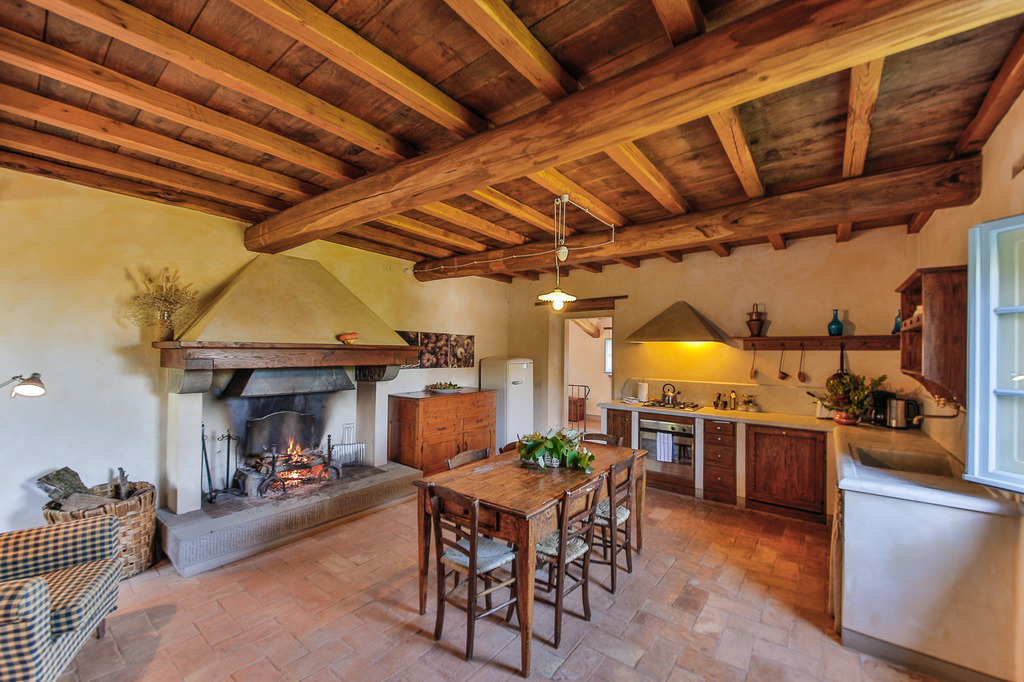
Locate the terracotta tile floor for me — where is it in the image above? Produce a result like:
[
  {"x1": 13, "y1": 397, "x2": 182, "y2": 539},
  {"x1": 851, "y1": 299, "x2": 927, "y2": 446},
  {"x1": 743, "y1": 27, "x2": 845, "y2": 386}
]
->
[{"x1": 59, "y1": 490, "x2": 940, "y2": 681}]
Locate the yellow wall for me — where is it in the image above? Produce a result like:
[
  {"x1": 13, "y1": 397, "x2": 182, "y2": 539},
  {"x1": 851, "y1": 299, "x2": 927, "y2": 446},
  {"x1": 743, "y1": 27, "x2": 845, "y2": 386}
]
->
[{"x1": 0, "y1": 171, "x2": 509, "y2": 531}]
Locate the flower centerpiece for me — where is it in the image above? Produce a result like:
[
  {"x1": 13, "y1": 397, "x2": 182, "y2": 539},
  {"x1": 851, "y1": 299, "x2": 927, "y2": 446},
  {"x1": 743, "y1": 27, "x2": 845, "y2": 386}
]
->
[
  {"x1": 823, "y1": 372, "x2": 886, "y2": 425},
  {"x1": 126, "y1": 267, "x2": 198, "y2": 342},
  {"x1": 517, "y1": 428, "x2": 595, "y2": 473}
]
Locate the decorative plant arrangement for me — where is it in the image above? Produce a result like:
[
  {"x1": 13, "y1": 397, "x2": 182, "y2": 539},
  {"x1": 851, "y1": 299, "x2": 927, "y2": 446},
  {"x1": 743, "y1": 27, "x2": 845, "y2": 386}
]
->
[
  {"x1": 425, "y1": 381, "x2": 461, "y2": 394},
  {"x1": 517, "y1": 428, "x2": 595, "y2": 473},
  {"x1": 823, "y1": 372, "x2": 886, "y2": 425},
  {"x1": 126, "y1": 267, "x2": 198, "y2": 342}
]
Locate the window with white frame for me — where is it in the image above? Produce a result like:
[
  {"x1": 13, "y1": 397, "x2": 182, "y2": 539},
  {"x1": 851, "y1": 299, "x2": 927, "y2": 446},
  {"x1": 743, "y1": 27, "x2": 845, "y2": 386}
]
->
[{"x1": 965, "y1": 214, "x2": 1024, "y2": 493}]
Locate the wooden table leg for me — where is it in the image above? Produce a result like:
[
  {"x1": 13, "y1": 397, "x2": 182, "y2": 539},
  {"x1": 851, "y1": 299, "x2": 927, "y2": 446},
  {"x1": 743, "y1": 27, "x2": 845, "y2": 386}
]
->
[
  {"x1": 636, "y1": 462, "x2": 646, "y2": 553},
  {"x1": 514, "y1": 518, "x2": 537, "y2": 677},
  {"x1": 417, "y1": 486, "x2": 430, "y2": 615}
]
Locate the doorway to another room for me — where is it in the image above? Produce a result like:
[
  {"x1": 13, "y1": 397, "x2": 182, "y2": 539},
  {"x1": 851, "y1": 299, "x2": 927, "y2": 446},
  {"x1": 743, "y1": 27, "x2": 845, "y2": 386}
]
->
[{"x1": 564, "y1": 316, "x2": 612, "y2": 434}]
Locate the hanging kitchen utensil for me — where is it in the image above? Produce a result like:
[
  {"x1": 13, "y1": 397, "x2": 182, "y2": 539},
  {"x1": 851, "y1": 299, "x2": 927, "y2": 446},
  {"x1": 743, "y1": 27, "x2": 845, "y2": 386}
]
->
[
  {"x1": 778, "y1": 345, "x2": 789, "y2": 380},
  {"x1": 797, "y1": 343, "x2": 808, "y2": 382},
  {"x1": 750, "y1": 347, "x2": 757, "y2": 380},
  {"x1": 827, "y1": 342, "x2": 849, "y2": 388}
]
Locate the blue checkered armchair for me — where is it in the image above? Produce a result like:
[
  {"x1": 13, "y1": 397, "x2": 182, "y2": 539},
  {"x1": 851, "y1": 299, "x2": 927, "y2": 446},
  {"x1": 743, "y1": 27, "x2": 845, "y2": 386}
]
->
[{"x1": 0, "y1": 516, "x2": 121, "y2": 682}]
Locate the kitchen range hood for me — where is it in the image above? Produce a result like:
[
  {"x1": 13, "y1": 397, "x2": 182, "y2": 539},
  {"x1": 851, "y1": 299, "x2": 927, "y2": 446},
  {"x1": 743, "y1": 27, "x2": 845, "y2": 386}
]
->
[{"x1": 625, "y1": 301, "x2": 725, "y2": 343}]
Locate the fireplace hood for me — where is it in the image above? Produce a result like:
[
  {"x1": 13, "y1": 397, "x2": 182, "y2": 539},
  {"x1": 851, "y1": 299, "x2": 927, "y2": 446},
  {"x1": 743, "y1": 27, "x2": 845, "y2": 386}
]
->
[{"x1": 156, "y1": 255, "x2": 418, "y2": 393}]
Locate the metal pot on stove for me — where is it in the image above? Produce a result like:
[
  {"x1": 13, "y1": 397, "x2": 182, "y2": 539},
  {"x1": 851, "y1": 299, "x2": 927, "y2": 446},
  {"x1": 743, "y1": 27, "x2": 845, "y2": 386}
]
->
[{"x1": 662, "y1": 383, "x2": 677, "y2": 405}]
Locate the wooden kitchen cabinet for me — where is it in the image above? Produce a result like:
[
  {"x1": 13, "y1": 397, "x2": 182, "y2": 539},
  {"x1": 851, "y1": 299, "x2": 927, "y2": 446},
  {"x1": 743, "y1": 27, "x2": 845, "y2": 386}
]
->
[
  {"x1": 896, "y1": 266, "x2": 967, "y2": 403},
  {"x1": 606, "y1": 408, "x2": 633, "y2": 447},
  {"x1": 746, "y1": 425, "x2": 825, "y2": 522},
  {"x1": 388, "y1": 389, "x2": 496, "y2": 475},
  {"x1": 703, "y1": 420, "x2": 736, "y2": 504}
]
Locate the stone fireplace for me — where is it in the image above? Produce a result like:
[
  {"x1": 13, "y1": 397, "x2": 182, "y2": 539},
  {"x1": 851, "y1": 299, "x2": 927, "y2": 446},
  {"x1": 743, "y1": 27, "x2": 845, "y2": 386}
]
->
[{"x1": 152, "y1": 254, "x2": 422, "y2": 576}]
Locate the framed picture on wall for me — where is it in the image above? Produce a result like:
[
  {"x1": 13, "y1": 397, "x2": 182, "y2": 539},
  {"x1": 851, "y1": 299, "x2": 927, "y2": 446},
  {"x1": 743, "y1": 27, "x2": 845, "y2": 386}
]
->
[{"x1": 449, "y1": 334, "x2": 475, "y2": 368}]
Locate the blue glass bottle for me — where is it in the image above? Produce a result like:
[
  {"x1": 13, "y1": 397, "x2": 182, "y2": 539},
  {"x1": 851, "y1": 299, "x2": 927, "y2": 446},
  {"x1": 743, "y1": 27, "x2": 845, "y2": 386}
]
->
[
  {"x1": 827, "y1": 309, "x2": 843, "y2": 336},
  {"x1": 891, "y1": 309, "x2": 901, "y2": 335}
]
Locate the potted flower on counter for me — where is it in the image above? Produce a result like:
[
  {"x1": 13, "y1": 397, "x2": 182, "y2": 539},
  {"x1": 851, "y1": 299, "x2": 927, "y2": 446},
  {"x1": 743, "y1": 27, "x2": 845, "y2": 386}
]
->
[
  {"x1": 823, "y1": 372, "x2": 886, "y2": 425},
  {"x1": 517, "y1": 428, "x2": 595, "y2": 473}
]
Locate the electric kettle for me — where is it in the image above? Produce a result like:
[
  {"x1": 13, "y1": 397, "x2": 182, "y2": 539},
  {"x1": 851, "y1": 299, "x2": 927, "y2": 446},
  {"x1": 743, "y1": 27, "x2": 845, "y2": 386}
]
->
[{"x1": 662, "y1": 383, "x2": 677, "y2": 405}]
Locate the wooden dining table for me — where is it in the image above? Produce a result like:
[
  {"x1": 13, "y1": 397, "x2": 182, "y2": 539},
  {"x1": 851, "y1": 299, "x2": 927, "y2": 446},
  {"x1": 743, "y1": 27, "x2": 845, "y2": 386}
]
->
[{"x1": 412, "y1": 443, "x2": 647, "y2": 676}]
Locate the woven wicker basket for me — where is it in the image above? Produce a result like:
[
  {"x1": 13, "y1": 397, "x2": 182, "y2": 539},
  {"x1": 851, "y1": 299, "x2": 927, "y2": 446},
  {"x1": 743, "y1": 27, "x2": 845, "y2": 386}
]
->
[{"x1": 43, "y1": 481, "x2": 156, "y2": 579}]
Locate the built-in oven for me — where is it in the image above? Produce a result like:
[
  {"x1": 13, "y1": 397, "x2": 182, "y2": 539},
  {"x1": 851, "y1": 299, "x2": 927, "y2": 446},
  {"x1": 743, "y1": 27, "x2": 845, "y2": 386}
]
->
[{"x1": 638, "y1": 414, "x2": 695, "y2": 493}]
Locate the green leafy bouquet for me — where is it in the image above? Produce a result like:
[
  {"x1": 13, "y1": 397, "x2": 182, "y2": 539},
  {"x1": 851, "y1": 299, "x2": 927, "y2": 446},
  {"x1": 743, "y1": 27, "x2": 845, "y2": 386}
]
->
[
  {"x1": 517, "y1": 428, "x2": 595, "y2": 473},
  {"x1": 823, "y1": 372, "x2": 886, "y2": 419}
]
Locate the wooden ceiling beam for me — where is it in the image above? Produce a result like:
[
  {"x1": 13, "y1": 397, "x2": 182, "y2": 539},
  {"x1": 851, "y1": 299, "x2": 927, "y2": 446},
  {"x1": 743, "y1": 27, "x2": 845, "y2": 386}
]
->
[
  {"x1": 375, "y1": 214, "x2": 487, "y2": 251},
  {"x1": 33, "y1": 0, "x2": 413, "y2": 161},
  {"x1": 956, "y1": 27, "x2": 1024, "y2": 154},
  {"x1": 651, "y1": 0, "x2": 705, "y2": 44},
  {"x1": 470, "y1": 186, "x2": 555, "y2": 234},
  {"x1": 0, "y1": 25, "x2": 360, "y2": 184},
  {"x1": 843, "y1": 59, "x2": 885, "y2": 179},
  {"x1": 658, "y1": 251, "x2": 684, "y2": 262},
  {"x1": 708, "y1": 243, "x2": 731, "y2": 257},
  {"x1": 0, "y1": 150, "x2": 264, "y2": 222},
  {"x1": 614, "y1": 257, "x2": 643, "y2": 268},
  {"x1": 325, "y1": 234, "x2": 422, "y2": 262},
  {"x1": 835, "y1": 222, "x2": 853, "y2": 242},
  {"x1": 605, "y1": 142, "x2": 692, "y2": 214},
  {"x1": 482, "y1": 274, "x2": 515, "y2": 283},
  {"x1": 245, "y1": 0, "x2": 1021, "y2": 253},
  {"x1": 511, "y1": 270, "x2": 541, "y2": 281},
  {"x1": 708, "y1": 107, "x2": 765, "y2": 198},
  {"x1": 768, "y1": 233, "x2": 787, "y2": 250},
  {"x1": 0, "y1": 122, "x2": 287, "y2": 214},
  {"x1": 418, "y1": 202, "x2": 527, "y2": 244},
  {"x1": 441, "y1": 0, "x2": 577, "y2": 101},
  {"x1": 572, "y1": 262, "x2": 604, "y2": 273},
  {"x1": 572, "y1": 318, "x2": 602, "y2": 338},
  {"x1": 227, "y1": 0, "x2": 485, "y2": 138},
  {"x1": 411, "y1": 156, "x2": 981, "y2": 280},
  {"x1": 342, "y1": 224, "x2": 455, "y2": 259},
  {"x1": 528, "y1": 169, "x2": 624, "y2": 226},
  {"x1": 907, "y1": 212, "x2": 932, "y2": 234},
  {"x1": 0, "y1": 84, "x2": 318, "y2": 200}
]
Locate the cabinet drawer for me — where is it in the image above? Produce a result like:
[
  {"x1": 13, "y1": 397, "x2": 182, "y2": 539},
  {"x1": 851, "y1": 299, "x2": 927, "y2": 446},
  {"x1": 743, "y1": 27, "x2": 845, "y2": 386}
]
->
[
  {"x1": 704, "y1": 420, "x2": 735, "y2": 436},
  {"x1": 704, "y1": 443, "x2": 735, "y2": 469},
  {"x1": 704, "y1": 431, "x2": 735, "y2": 448},
  {"x1": 421, "y1": 415, "x2": 458, "y2": 438},
  {"x1": 703, "y1": 464, "x2": 735, "y2": 493}
]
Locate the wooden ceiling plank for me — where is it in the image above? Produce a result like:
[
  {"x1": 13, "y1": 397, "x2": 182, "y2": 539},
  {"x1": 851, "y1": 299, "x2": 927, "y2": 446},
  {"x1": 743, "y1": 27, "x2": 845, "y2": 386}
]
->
[
  {"x1": 418, "y1": 202, "x2": 527, "y2": 244},
  {"x1": 511, "y1": 270, "x2": 540, "y2": 280},
  {"x1": 528, "y1": 169, "x2": 625, "y2": 226},
  {"x1": 244, "y1": 0, "x2": 1022, "y2": 253},
  {"x1": 376, "y1": 214, "x2": 487, "y2": 251},
  {"x1": 343, "y1": 224, "x2": 455, "y2": 259},
  {"x1": 470, "y1": 186, "x2": 556, "y2": 234},
  {"x1": 768, "y1": 233, "x2": 787, "y2": 250},
  {"x1": 0, "y1": 150, "x2": 264, "y2": 222},
  {"x1": 605, "y1": 142, "x2": 692, "y2": 214},
  {"x1": 0, "y1": 121, "x2": 287, "y2": 213},
  {"x1": 836, "y1": 222, "x2": 853, "y2": 242},
  {"x1": 708, "y1": 243, "x2": 731, "y2": 257},
  {"x1": 572, "y1": 318, "x2": 602, "y2": 338},
  {"x1": 572, "y1": 262, "x2": 604, "y2": 273},
  {"x1": 482, "y1": 274, "x2": 514, "y2": 283},
  {"x1": 227, "y1": 0, "x2": 486, "y2": 137},
  {"x1": 843, "y1": 58, "x2": 885, "y2": 179},
  {"x1": 0, "y1": 26, "x2": 359, "y2": 183},
  {"x1": 956, "y1": 27, "x2": 1024, "y2": 153},
  {"x1": 650, "y1": 0, "x2": 705, "y2": 44},
  {"x1": 0, "y1": 83, "x2": 318, "y2": 200},
  {"x1": 658, "y1": 251, "x2": 684, "y2": 262},
  {"x1": 614, "y1": 257, "x2": 643, "y2": 268},
  {"x1": 33, "y1": 0, "x2": 414, "y2": 161},
  {"x1": 411, "y1": 156, "x2": 981, "y2": 279},
  {"x1": 325, "y1": 234, "x2": 421, "y2": 262},
  {"x1": 708, "y1": 107, "x2": 765, "y2": 198},
  {"x1": 441, "y1": 0, "x2": 577, "y2": 101}
]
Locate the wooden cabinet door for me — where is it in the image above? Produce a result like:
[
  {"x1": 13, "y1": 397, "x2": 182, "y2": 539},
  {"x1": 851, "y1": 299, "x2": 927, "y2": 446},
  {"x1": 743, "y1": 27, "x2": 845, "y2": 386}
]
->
[
  {"x1": 421, "y1": 436, "x2": 462, "y2": 476},
  {"x1": 606, "y1": 408, "x2": 633, "y2": 447},
  {"x1": 746, "y1": 426, "x2": 825, "y2": 520},
  {"x1": 463, "y1": 425, "x2": 495, "y2": 455}
]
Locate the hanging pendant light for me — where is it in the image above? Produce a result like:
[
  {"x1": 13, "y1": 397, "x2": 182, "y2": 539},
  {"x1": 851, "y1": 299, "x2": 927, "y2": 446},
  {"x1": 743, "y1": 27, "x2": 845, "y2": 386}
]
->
[{"x1": 538, "y1": 195, "x2": 577, "y2": 310}]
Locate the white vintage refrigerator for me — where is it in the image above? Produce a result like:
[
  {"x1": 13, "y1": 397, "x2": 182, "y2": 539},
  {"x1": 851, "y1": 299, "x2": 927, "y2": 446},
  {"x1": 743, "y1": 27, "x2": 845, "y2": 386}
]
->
[{"x1": 479, "y1": 357, "x2": 534, "y2": 448}]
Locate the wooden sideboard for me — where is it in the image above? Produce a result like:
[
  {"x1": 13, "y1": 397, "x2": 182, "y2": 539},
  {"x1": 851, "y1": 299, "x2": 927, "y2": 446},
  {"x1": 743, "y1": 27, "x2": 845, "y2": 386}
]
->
[{"x1": 387, "y1": 389, "x2": 497, "y2": 475}]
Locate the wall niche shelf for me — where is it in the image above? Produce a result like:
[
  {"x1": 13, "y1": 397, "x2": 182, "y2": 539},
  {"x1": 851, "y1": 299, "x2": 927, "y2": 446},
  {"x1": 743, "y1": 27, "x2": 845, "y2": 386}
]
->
[{"x1": 734, "y1": 335, "x2": 900, "y2": 351}]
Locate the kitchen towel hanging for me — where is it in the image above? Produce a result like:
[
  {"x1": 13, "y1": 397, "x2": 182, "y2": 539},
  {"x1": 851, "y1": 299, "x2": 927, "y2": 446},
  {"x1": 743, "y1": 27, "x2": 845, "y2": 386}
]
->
[{"x1": 656, "y1": 431, "x2": 674, "y2": 462}]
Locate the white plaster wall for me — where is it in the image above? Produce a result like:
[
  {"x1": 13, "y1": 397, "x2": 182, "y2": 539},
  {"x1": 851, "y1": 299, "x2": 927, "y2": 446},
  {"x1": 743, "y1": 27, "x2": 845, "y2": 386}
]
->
[
  {"x1": 0, "y1": 169, "x2": 509, "y2": 531},
  {"x1": 565, "y1": 316, "x2": 612, "y2": 416}
]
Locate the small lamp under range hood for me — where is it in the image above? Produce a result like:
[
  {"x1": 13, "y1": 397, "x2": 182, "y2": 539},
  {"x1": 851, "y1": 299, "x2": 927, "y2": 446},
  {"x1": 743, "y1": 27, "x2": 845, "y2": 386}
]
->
[{"x1": 625, "y1": 301, "x2": 725, "y2": 343}]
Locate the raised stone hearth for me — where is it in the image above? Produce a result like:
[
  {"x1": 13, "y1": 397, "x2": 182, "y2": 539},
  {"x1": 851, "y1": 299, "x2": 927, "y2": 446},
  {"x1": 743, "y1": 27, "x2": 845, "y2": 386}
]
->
[{"x1": 156, "y1": 463, "x2": 420, "y2": 577}]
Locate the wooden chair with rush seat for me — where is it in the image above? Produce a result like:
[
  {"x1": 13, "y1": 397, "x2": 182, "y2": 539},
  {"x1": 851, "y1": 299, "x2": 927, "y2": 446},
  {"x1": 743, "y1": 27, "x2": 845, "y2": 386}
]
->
[
  {"x1": 444, "y1": 448, "x2": 489, "y2": 470},
  {"x1": 581, "y1": 432, "x2": 623, "y2": 447},
  {"x1": 591, "y1": 451, "x2": 638, "y2": 593}
]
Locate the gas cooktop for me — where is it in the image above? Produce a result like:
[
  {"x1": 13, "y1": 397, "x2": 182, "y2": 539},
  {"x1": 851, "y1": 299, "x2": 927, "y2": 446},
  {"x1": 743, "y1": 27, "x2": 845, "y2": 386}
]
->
[{"x1": 642, "y1": 400, "x2": 701, "y2": 411}]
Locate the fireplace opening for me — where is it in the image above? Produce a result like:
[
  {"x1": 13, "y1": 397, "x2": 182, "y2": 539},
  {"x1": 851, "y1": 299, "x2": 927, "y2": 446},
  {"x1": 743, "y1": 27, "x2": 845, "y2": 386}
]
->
[{"x1": 232, "y1": 410, "x2": 341, "y2": 497}]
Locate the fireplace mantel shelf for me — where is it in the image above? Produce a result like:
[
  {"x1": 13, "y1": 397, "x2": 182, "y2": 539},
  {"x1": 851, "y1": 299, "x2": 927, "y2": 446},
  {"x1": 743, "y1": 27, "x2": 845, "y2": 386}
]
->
[{"x1": 153, "y1": 341, "x2": 420, "y2": 371}]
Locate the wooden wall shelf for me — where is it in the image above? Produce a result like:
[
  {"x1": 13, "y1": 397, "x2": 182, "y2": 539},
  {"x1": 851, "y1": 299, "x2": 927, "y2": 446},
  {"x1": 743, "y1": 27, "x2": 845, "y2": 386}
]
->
[{"x1": 734, "y1": 335, "x2": 900, "y2": 351}]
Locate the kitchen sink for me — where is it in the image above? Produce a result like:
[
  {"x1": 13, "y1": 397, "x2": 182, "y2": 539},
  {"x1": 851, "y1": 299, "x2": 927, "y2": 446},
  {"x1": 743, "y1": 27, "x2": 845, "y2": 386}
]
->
[{"x1": 851, "y1": 446, "x2": 955, "y2": 477}]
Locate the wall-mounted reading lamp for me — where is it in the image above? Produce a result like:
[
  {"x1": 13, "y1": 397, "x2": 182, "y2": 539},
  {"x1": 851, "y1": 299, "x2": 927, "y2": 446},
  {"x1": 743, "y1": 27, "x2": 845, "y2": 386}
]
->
[{"x1": 1, "y1": 373, "x2": 46, "y2": 398}]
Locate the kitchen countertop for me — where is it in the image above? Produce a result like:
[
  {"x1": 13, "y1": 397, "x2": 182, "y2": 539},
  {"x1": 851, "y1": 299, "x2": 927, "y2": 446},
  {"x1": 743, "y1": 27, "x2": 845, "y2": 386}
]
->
[
  {"x1": 833, "y1": 425, "x2": 1019, "y2": 516},
  {"x1": 598, "y1": 399, "x2": 831, "y2": 431}
]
